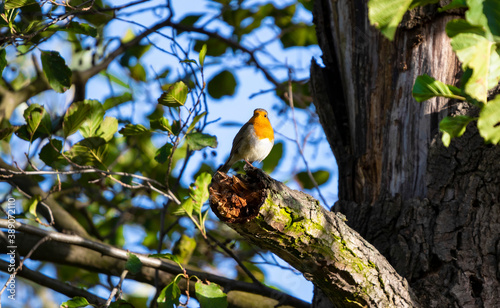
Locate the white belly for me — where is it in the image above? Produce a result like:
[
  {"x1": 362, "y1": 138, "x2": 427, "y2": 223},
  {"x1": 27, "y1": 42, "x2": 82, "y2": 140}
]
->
[{"x1": 240, "y1": 137, "x2": 274, "y2": 163}]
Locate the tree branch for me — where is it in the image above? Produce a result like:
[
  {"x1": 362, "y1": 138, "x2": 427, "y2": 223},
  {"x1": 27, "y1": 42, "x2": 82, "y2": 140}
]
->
[
  {"x1": 0, "y1": 260, "x2": 107, "y2": 306},
  {"x1": 209, "y1": 168, "x2": 421, "y2": 308},
  {"x1": 0, "y1": 219, "x2": 309, "y2": 308}
]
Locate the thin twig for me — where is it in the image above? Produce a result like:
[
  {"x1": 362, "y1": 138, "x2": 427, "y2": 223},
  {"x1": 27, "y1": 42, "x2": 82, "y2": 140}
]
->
[
  {"x1": 104, "y1": 269, "x2": 128, "y2": 307},
  {"x1": 286, "y1": 69, "x2": 329, "y2": 206}
]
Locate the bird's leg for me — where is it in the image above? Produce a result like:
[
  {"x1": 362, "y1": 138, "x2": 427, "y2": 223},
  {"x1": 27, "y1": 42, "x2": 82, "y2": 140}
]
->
[{"x1": 244, "y1": 159, "x2": 255, "y2": 169}]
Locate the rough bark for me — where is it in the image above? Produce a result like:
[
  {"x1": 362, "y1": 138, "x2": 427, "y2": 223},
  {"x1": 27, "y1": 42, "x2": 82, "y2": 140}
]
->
[
  {"x1": 310, "y1": 0, "x2": 500, "y2": 307},
  {"x1": 209, "y1": 169, "x2": 420, "y2": 307}
]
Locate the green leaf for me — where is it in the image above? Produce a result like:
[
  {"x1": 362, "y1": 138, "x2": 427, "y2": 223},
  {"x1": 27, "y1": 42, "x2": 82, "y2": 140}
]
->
[
  {"x1": 63, "y1": 101, "x2": 91, "y2": 138},
  {"x1": 438, "y1": 0, "x2": 466, "y2": 12},
  {"x1": 157, "y1": 278, "x2": 181, "y2": 307},
  {"x1": 207, "y1": 70, "x2": 236, "y2": 99},
  {"x1": 109, "y1": 299, "x2": 134, "y2": 308},
  {"x1": 199, "y1": 44, "x2": 207, "y2": 67},
  {"x1": 23, "y1": 104, "x2": 52, "y2": 139},
  {"x1": 483, "y1": 0, "x2": 500, "y2": 41},
  {"x1": 186, "y1": 132, "x2": 218, "y2": 151},
  {"x1": 150, "y1": 117, "x2": 172, "y2": 134},
  {"x1": 409, "y1": 0, "x2": 439, "y2": 9},
  {"x1": 439, "y1": 115, "x2": 474, "y2": 147},
  {"x1": 191, "y1": 172, "x2": 212, "y2": 214},
  {"x1": 368, "y1": 0, "x2": 412, "y2": 40},
  {"x1": 27, "y1": 195, "x2": 41, "y2": 220},
  {"x1": 96, "y1": 117, "x2": 118, "y2": 142},
  {"x1": 445, "y1": 19, "x2": 486, "y2": 38},
  {"x1": 0, "y1": 49, "x2": 6, "y2": 76},
  {"x1": 412, "y1": 74, "x2": 465, "y2": 102},
  {"x1": 65, "y1": 137, "x2": 107, "y2": 166},
  {"x1": 100, "y1": 71, "x2": 130, "y2": 89},
  {"x1": 194, "y1": 38, "x2": 227, "y2": 57},
  {"x1": 451, "y1": 33, "x2": 496, "y2": 102},
  {"x1": 155, "y1": 143, "x2": 173, "y2": 164},
  {"x1": 149, "y1": 253, "x2": 183, "y2": 269},
  {"x1": 180, "y1": 59, "x2": 197, "y2": 64},
  {"x1": 60, "y1": 296, "x2": 90, "y2": 308},
  {"x1": 280, "y1": 23, "x2": 317, "y2": 48},
  {"x1": 158, "y1": 81, "x2": 188, "y2": 107},
  {"x1": 0, "y1": 125, "x2": 17, "y2": 141},
  {"x1": 79, "y1": 100, "x2": 105, "y2": 138},
  {"x1": 187, "y1": 112, "x2": 207, "y2": 133},
  {"x1": 262, "y1": 142, "x2": 283, "y2": 173},
  {"x1": 4, "y1": 0, "x2": 36, "y2": 9},
  {"x1": 61, "y1": 22, "x2": 97, "y2": 37},
  {"x1": 195, "y1": 281, "x2": 228, "y2": 308},
  {"x1": 296, "y1": 170, "x2": 330, "y2": 189},
  {"x1": 129, "y1": 63, "x2": 147, "y2": 82},
  {"x1": 171, "y1": 198, "x2": 194, "y2": 216},
  {"x1": 40, "y1": 50, "x2": 72, "y2": 93},
  {"x1": 125, "y1": 253, "x2": 142, "y2": 275},
  {"x1": 119, "y1": 124, "x2": 150, "y2": 136},
  {"x1": 478, "y1": 94, "x2": 500, "y2": 144},
  {"x1": 39, "y1": 139, "x2": 66, "y2": 168},
  {"x1": 103, "y1": 92, "x2": 133, "y2": 110}
]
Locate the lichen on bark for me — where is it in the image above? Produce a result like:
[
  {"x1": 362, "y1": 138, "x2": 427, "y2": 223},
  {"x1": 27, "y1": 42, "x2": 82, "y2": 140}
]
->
[{"x1": 209, "y1": 168, "x2": 420, "y2": 307}]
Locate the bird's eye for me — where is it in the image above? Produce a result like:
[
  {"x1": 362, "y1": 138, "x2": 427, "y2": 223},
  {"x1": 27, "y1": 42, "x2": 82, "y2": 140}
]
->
[{"x1": 264, "y1": 114, "x2": 267, "y2": 117}]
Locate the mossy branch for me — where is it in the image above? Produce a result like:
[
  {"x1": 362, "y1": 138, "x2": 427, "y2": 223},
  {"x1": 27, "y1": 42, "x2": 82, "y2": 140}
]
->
[{"x1": 210, "y1": 168, "x2": 420, "y2": 308}]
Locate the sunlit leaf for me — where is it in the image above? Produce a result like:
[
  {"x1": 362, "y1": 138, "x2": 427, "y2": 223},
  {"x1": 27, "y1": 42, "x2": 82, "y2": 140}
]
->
[
  {"x1": 451, "y1": 34, "x2": 497, "y2": 103},
  {"x1": 60, "y1": 296, "x2": 90, "y2": 308},
  {"x1": 158, "y1": 81, "x2": 188, "y2": 107},
  {"x1": 368, "y1": 0, "x2": 412, "y2": 40},
  {"x1": 199, "y1": 44, "x2": 207, "y2": 67},
  {"x1": 412, "y1": 74, "x2": 465, "y2": 102},
  {"x1": 439, "y1": 115, "x2": 474, "y2": 147},
  {"x1": 477, "y1": 94, "x2": 500, "y2": 144},
  {"x1": 186, "y1": 132, "x2": 218, "y2": 151},
  {"x1": 187, "y1": 112, "x2": 207, "y2": 133},
  {"x1": 150, "y1": 117, "x2": 172, "y2": 134},
  {"x1": 40, "y1": 50, "x2": 72, "y2": 93},
  {"x1": 63, "y1": 101, "x2": 91, "y2": 138},
  {"x1": 5, "y1": 0, "x2": 36, "y2": 9},
  {"x1": 79, "y1": 100, "x2": 105, "y2": 138},
  {"x1": 157, "y1": 278, "x2": 181, "y2": 307},
  {"x1": 195, "y1": 281, "x2": 228, "y2": 308},
  {"x1": 103, "y1": 92, "x2": 133, "y2": 110},
  {"x1": 95, "y1": 117, "x2": 118, "y2": 142},
  {"x1": 119, "y1": 124, "x2": 150, "y2": 136},
  {"x1": 191, "y1": 172, "x2": 211, "y2": 214},
  {"x1": 23, "y1": 104, "x2": 52, "y2": 140}
]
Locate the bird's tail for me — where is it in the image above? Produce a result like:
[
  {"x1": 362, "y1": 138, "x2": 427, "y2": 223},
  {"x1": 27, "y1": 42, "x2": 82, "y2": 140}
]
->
[{"x1": 217, "y1": 161, "x2": 231, "y2": 173}]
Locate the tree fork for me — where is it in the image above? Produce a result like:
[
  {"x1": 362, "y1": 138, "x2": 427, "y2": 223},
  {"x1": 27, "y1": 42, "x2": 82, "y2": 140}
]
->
[{"x1": 210, "y1": 168, "x2": 420, "y2": 307}]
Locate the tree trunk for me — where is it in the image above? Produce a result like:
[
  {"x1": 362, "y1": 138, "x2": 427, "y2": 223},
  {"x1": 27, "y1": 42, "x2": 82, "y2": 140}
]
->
[{"x1": 310, "y1": 1, "x2": 500, "y2": 307}]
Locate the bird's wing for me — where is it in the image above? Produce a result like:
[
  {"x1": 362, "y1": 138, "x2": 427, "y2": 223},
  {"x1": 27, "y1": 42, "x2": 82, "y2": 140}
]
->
[{"x1": 229, "y1": 122, "x2": 252, "y2": 156}]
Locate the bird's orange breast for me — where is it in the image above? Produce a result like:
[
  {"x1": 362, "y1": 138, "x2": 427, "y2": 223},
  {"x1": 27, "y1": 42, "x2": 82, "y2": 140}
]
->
[{"x1": 250, "y1": 115, "x2": 274, "y2": 141}]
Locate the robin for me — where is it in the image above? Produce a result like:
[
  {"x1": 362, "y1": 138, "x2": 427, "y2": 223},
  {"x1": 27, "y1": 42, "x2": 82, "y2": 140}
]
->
[{"x1": 218, "y1": 108, "x2": 274, "y2": 173}]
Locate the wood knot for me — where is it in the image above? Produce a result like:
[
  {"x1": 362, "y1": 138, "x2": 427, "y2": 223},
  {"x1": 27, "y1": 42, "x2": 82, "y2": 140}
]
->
[{"x1": 209, "y1": 169, "x2": 268, "y2": 223}]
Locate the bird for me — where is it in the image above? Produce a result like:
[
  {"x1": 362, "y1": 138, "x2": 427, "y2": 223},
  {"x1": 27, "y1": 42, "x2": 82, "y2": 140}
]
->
[{"x1": 218, "y1": 108, "x2": 274, "y2": 173}]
